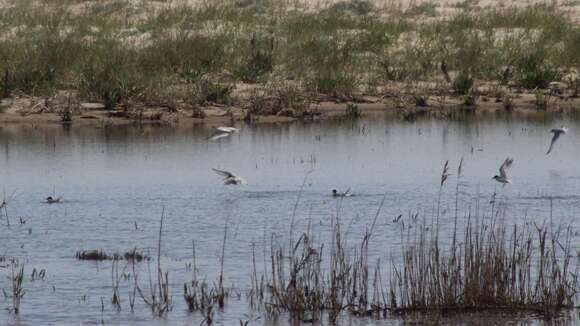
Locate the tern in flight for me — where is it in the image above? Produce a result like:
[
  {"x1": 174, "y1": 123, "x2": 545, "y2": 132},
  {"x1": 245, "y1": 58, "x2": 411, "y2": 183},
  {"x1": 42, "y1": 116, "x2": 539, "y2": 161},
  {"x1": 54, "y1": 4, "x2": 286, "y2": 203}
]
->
[
  {"x1": 208, "y1": 126, "x2": 239, "y2": 141},
  {"x1": 212, "y1": 168, "x2": 246, "y2": 185},
  {"x1": 213, "y1": 126, "x2": 239, "y2": 134},
  {"x1": 492, "y1": 157, "x2": 514, "y2": 186},
  {"x1": 546, "y1": 126, "x2": 568, "y2": 155}
]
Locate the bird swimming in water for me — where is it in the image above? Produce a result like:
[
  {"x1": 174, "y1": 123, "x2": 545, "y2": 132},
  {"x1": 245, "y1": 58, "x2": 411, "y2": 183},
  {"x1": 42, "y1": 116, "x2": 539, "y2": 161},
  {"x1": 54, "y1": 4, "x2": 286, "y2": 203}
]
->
[
  {"x1": 546, "y1": 125, "x2": 568, "y2": 155},
  {"x1": 332, "y1": 188, "x2": 351, "y2": 197},
  {"x1": 45, "y1": 196, "x2": 62, "y2": 204},
  {"x1": 212, "y1": 168, "x2": 246, "y2": 185},
  {"x1": 492, "y1": 157, "x2": 514, "y2": 186}
]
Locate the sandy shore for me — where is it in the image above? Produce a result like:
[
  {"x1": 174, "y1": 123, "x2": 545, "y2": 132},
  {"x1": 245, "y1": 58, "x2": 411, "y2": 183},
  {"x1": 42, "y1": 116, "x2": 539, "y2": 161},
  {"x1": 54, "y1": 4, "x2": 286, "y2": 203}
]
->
[{"x1": 1, "y1": 87, "x2": 579, "y2": 128}]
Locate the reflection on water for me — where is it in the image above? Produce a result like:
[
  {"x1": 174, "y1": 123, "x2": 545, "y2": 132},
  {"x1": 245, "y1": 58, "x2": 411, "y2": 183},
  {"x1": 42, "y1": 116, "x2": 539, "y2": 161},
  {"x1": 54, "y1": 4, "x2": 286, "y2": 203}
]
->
[{"x1": 1, "y1": 114, "x2": 580, "y2": 325}]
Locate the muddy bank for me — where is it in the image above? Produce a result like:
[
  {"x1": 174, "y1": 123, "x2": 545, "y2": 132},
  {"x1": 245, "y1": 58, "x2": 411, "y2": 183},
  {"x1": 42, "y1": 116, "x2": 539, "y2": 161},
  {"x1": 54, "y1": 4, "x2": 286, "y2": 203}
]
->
[{"x1": 1, "y1": 87, "x2": 580, "y2": 128}]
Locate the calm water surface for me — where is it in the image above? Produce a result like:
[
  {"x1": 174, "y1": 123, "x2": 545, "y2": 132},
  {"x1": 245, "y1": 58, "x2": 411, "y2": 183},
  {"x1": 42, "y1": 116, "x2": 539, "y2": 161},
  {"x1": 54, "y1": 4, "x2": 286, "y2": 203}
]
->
[{"x1": 1, "y1": 114, "x2": 580, "y2": 325}]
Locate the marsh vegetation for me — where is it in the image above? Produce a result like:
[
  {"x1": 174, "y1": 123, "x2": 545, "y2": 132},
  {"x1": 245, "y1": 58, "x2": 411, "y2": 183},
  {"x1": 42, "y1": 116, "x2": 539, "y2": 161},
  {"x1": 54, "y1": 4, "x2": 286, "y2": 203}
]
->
[
  {"x1": 1, "y1": 149, "x2": 578, "y2": 324},
  {"x1": 0, "y1": 0, "x2": 579, "y2": 120},
  {"x1": 1, "y1": 2, "x2": 580, "y2": 322}
]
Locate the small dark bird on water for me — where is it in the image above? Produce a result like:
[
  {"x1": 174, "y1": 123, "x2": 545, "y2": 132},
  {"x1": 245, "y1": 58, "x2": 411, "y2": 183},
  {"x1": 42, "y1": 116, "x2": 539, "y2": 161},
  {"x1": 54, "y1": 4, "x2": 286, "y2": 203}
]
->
[
  {"x1": 332, "y1": 188, "x2": 351, "y2": 197},
  {"x1": 45, "y1": 196, "x2": 62, "y2": 204}
]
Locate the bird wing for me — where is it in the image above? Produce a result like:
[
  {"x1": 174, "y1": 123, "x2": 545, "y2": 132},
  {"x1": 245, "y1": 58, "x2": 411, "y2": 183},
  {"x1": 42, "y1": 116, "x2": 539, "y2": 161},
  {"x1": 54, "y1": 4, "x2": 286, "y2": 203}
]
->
[
  {"x1": 546, "y1": 126, "x2": 566, "y2": 155},
  {"x1": 343, "y1": 187, "x2": 351, "y2": 195},
  {"x1": 212, "y1": 168, "x2": 234, "y2": 178},
  {"x1": 215, "y1": 126, "x2": 237, "y2": 133},
  {"x1": 208, "y1": 133, "x2": 230, "y2": 141},
  {"x1": 546, "y1": 130, "x2": 563, "y2": 155},
  {"x1": 499, "y1": 158, "x2": 513, "y2": 178},
  {"x1": 214, "y1": 126, "x2": 229, "y2": 133}
]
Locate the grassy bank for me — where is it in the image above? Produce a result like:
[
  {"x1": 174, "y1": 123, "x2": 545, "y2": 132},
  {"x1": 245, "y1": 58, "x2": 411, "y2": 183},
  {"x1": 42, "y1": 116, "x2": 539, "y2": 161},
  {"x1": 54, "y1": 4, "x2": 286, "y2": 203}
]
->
[{"x1": 0, "y1": 0, "x2": 579, "y2": 118}]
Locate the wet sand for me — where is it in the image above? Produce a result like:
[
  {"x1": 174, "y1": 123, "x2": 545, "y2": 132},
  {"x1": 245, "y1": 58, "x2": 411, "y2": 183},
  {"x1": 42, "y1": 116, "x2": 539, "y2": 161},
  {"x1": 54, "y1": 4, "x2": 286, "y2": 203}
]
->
[{"x1": 1, "y1": 88, "x2": 579, "y2": 127}]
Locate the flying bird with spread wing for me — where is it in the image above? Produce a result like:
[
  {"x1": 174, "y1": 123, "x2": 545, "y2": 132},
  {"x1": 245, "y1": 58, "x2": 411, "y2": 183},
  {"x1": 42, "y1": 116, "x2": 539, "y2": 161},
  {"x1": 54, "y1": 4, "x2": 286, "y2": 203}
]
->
[
  {"x1": 546, "y1": 126, "x2": 568, "y2": 155},
  {"x1": 212, "y1": 168, "x2": 246, "y2": 185},
  {"x1": 208, "y1": 126, "x2": 240, "y2": 141},
  {"x1": 492, "y1": 157, "x2": 514, "y2": 186},
  {"x1": 213, "y1": 126, "x2": 239, "y2": 134}
]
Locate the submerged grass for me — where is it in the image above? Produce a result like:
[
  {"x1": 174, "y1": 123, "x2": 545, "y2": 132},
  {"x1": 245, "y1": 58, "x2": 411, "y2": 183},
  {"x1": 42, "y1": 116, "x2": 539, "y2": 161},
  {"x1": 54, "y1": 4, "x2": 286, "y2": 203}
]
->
[
  {"x1": 75, "y1": 248, "x2": 149, "y2": 261},
  {"x1": 0, "y1": 1, "x2": 578, "y2": 111},
  {"x1": 136, "y1": 209, "x2": 172, "y2": 316},
  {"x1": 183, "y1": 218, "x2": 231, "y2": 326},
  {"x1": 10, "y1": 261, "x2": 24, "y2": 314},
  {"x1": 75, "y1": 249, "x2": 109, "y2": 261}
]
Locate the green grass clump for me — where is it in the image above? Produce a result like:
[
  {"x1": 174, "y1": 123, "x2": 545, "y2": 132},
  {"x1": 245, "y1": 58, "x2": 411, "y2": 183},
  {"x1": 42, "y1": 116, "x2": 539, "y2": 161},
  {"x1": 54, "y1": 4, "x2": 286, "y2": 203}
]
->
[
  {"x1": 309, "y1": 73, "x2": 358, "y2": 96},
  {"x1": 514, "y1": 49, "x2": 560, "y2": 89},
  {"x1": 404, "y1": 2, "x2": 439, "y2": 17},
  {"x1": 190, "y1": 79, "x2": 233, "y2": 105},
  {"x1": 453, "y1": 71, "x2": 474, "y2": 95},
  {"x1": 328, "y1": 0, "x2": 375, "y2": 16},
  {"x1": 0, "y1": 0, "x2": 578, "y2": 108},
  {"x1": 234, "y1": 34, "x2": 275, "y2": 83},
  {"x1": 78, "y1": 45, "x2": 148, "y2": 110}
]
